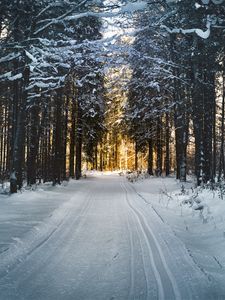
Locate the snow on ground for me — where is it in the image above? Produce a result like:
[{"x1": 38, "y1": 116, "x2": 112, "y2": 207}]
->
[
  {"x1": 133, "y1": 176, "x2": 225, "y2": 295},
  {"x1": 0, "y1": 173, "x2": 225, "y2": 299},
  {"x1": 0, "y1": 180, "x2": 87, "y2": 255}
]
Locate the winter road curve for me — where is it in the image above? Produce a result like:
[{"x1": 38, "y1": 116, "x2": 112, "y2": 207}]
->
[{"x1": 0, "y1": 175, "x2": 219, "y2": 300}]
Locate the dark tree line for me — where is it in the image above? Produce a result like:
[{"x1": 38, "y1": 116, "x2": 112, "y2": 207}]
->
[
  {"x1": 125, "y1": 0, "x2": 225, "y2": 185},
  {"x1": 0, "y1": 0, "x2": 106, "y2": 192}
]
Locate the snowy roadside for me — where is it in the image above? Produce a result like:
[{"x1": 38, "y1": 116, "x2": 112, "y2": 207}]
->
[
  {"x1": 0, "y1": 179, "x2": 87, "y2": 256},
  {"x1": 132, "y1": 176, "x2": 225, "y2": 292}
]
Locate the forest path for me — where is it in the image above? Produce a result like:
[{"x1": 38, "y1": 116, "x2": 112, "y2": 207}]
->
[{"x1": 0, "y1": 175, "x2": 218, "y2": 300}]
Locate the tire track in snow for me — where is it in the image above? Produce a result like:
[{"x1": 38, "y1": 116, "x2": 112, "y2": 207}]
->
[
  {"x1": 122, "y1": 183, "x2": 149, "y2": 300},
  {"x1": 125, "y1": 210, "x2": 135, "y2": 299},
  {"x1": 121, "y1": 182, "x2": 164, "y2": 299},
  {"x1": 122, "y1": 181, "x2": 181, "y2": 300},
  {"x1": 129, "y1": 181, "x2": 215, "y2": 293},
  {"x1": 0, "y1": 190, "x2": 93, "y2": 280},
  {"x1": 27, "y1": 190, "x2": 93, "y2": 257}
]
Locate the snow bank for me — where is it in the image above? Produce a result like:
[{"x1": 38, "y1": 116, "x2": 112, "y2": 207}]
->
[
  {"x1": 0, "y1": 180, "x2": 86, "y2": 264},
  {"x1": 133, "y1": 177, "x2": 225, "y2": 291}
]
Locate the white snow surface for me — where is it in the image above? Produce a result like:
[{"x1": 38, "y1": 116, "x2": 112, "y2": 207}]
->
[{"x1": 0, "y1": 174, "x2": 225, "y2": 299}]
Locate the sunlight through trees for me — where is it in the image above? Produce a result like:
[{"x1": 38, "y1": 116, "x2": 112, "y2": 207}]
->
[{"x1": 0, "y1": 0, "x2": 224, "y2": 192}]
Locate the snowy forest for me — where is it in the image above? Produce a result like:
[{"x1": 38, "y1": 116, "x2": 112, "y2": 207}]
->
[
  {"x1": 0, "y1": 0, "x2": 224, "y2": 193},
  {"x1": 1, "y1": 1, "x2": 225, "y2": 300}
]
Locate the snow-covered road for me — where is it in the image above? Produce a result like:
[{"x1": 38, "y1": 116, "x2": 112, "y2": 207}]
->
[{"x1": 0, "y1": 175, "x2": 221, "y2": 299}]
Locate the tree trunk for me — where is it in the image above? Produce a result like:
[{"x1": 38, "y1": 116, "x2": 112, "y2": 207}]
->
[
  {"x1": 75, "y1": 100, "x2": 82, "y2": 180},
  {"x1": 147, "y1": 138, "x2": 153, "y2": 175},
  {"x1": 156, "y1": 117, "x2": 162, "y2": 176},
  {"x1": 52, "y1": 90, "x2": 63, "y2": 185},
  {"x1": 62, "y1": 95, "x2": 69, "y2": 180},
  {"x1": 69, "y1": 96, "x2": 76, "y2": 178},
  {"x1": 165, "y1": 112, "x2": 170, "y2": 176},
  {"x1": 134, "y1": 141, "x2": 138, "y2": 170},
  {"x1": 10, "y1": 66, "x2": 30, "y2": 193},
  {"x1": 203, "y1": 70, "x2": 214, "y2": 183},
  {"x1": 27, "y1": 104, "x2": 40, "y2": 185},
  {"x1": 219, "y1": 73, "x2": 225, "y2": 181}
]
